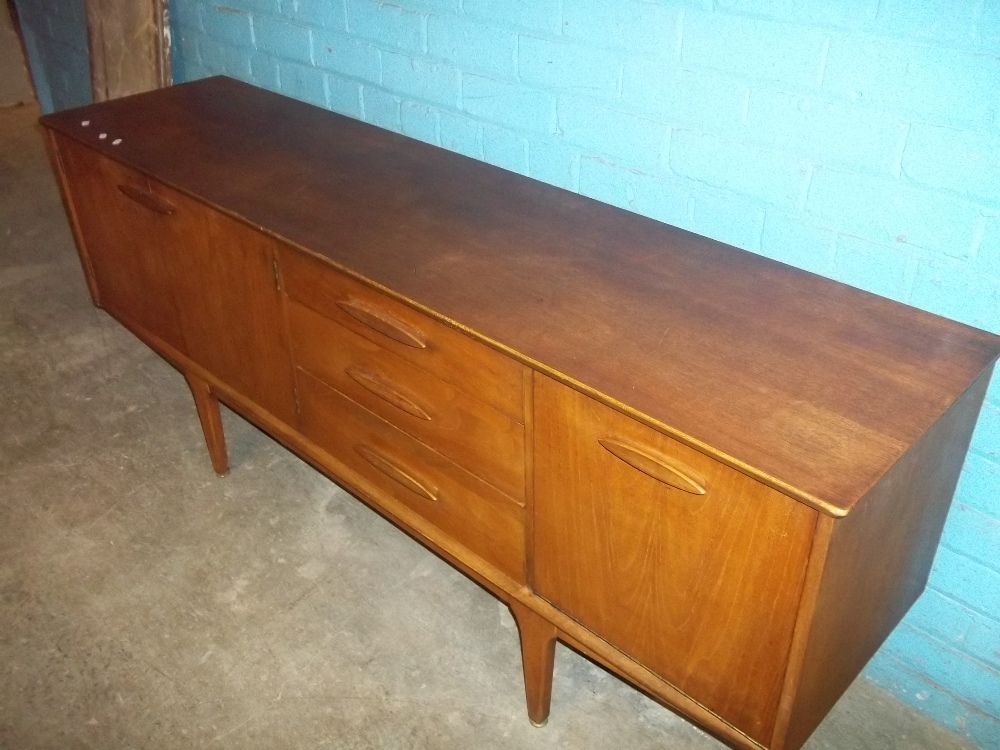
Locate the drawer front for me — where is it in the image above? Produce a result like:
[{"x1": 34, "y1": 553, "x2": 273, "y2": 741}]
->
[
  {"x1": 280, "y1": 248, "x2": 523, "y2": 424},
  {"x1": 532, "y1": 374, "x2": 816, "y2": 744},
  {"x1": 298, "y1": 370, "x2": 525, "y2": 583},
  {"x1": 289, "y1": 300, "x2": 525, "y2": 501}
]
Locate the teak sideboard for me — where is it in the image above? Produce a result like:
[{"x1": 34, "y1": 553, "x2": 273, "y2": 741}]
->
[{"x1": 41, "y1": 77, "x2": 1000, "y2": 750}]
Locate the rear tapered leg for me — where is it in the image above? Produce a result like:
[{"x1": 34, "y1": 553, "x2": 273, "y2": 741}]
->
[
  {"x1": 510, "y1": 600, "x2": 558, "y2": 727},
  {"x1": 184, "y1": 372, "x2": 229, "y2": 477}
]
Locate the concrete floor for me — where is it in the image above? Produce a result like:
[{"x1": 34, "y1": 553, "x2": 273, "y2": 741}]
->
[
  {"x1": 0, "y1": 3, "x2": 33, "y2": 107},
  {"x1": 0, "y1": 100, "x2": 978, "y2": 750}
]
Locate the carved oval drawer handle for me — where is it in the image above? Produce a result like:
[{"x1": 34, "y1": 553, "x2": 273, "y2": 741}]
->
[
  {"x1": 346, "y1": 366, "x2": 433, "y2": 421},
  {"x1": 337, "y1": 298, "x2": 427, "y2": 349},
  {"x1": 356, "y1": 444, "x2": 439, "y2": 502},
  {"x1": 117, "y1": 183, "x2": 176, "y2": 215},
  {"x1": 598, "y1": 438, "x2": 707, "y2": 495}
]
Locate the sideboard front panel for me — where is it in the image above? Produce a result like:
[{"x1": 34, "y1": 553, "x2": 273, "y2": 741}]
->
[
  {"x1": 56, "y1": 134, "x2": 187, "y2": 353},
  {"x1": 59, "y1": 136, "x2": 297, "y2": 426},
  {"x1": 533, "y1": 374, "x2": 817, "y2": 743},
  {"x1": 287, "y1": 299, "x2": 525, "y2": 501},
  {"x1": 152, "y1": 184, "x2": 298, "y2": 426},
  {"x1": 281, "y1": 247, "x2": 524, "y2": 425},
  {"x1": 298, "y1": 370, "x2": 526, "y2": 582}
]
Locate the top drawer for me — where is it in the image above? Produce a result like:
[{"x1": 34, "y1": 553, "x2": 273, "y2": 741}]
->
[{"x1": 280, "y1": 248, "x2": 523, "y2": 424}]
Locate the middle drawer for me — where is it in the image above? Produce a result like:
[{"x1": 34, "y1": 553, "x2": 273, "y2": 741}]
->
[{"x1": 288, "y1": 299, "x2": 526, "y2": 502}]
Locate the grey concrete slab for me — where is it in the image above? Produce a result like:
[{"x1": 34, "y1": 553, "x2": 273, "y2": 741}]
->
[{"x1": 0, "y1": 2, "x2": 33, "y2": 106}]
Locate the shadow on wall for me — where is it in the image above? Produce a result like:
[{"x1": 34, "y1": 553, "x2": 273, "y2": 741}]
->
[{"x1": 12, "y1": 0, "x2": 90, "y2": 113}]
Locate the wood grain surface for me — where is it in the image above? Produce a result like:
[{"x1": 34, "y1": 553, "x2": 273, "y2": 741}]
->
[
  {"x1": 86, "y1": 0, "x2": 170, "y2": 102},
  {"x1": 40, "y1": 77, "x2": 1000, "y2": 515},
  {"x1": 298, "y1": 370, "x2": 525, "y2": 582},
  {"x1": 288, "y1": 298, "x2": 526, "y2": 501},
  {"x1": 533, "y1": 374, "x2": 817, "y2": 743},
  {"x1": 146, "y1": 178, "x2": 298, "y2": 427},
  {"x1": 281, "y1": 246, "x2": 525, "y2": 425},
  {"x1": 55, "y1": 134, "x2": 186, "y2": 352},
  {"x1": 774, "y1": 366, "x2": 994, "y2": 750}
]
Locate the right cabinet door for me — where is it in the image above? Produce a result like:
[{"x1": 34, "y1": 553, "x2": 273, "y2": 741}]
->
[
  {"x1": 532, "y1": 374, "x2": 816, "y2": 744},
  {"x1": 147, "y1": 180, "x2": 298, "y2": 427}
]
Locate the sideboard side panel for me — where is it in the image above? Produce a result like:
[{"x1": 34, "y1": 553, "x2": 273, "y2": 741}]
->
[
  {"x1": 778, "y1": 364, "x2": 994, "y2": 750},
  {"x1": 45, "y1": 131, "x2": 101, "y2": 305}
]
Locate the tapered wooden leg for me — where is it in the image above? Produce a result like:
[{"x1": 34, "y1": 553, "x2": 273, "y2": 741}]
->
[
  {"x1": 184, "y1": 372, "x2": 229, "y2": 477},
  {"x1": 510, "y1": 600, "x2": 558, "y2": 728}
]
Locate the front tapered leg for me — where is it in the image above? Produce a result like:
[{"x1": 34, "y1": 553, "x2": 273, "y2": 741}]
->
[
  {"x1": 510, "y1": 600, "x2": 558, "y2": 727},
  {"x1": 184, "y1": 372, "x2": 229, "y2": 477}
]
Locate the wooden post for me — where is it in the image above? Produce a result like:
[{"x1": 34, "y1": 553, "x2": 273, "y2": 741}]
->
[{"x1": 86, "y1": 0, "x2": 170, "y2": 102}]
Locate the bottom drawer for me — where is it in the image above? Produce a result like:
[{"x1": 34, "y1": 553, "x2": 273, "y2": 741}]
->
[{"x1": 298, "y1": 370, "x2": 525, "y2": 582}]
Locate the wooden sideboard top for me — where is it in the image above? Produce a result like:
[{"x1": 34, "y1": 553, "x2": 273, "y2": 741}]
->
[{"x1": 41, "y1": 76, "x2": 1000, "y2": 517}]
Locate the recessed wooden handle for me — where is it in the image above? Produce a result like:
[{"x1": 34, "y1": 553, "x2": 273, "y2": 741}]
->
[
  {"x1": 337, "y1": 298, "x2": 427, "y2": 349},
  {"x1": 117, "y1": 183, "x2": 175, "y2": 215},
  {"x1": 356, "y1": 444, "x2": 439, "y2": 502},
  {"x1": 599, "y1": 438, "x2": 706, "y2": 495},
  {"x1": 346, "y1": 366, "x2": 432, "y2": 421}
]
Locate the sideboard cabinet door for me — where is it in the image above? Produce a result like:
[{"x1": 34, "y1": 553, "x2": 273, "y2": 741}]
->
[
  {"x1": 57, "y1": 134, "x2": 296, "y2": 426},
  {"x1": 150, "y1": 181, "x2": 298, "y2": 426},
  {"x1": 532, "y1": 374, "x2": 818, "y2": 744},
  {"x1": 55, "y1": 134, "x2": 186, "y2": 353}
]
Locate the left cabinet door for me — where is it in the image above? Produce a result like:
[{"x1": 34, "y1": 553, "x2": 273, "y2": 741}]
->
[
  {"x1": 56, "y1": 134, "x2": 297, "y2": 427},
  {"x1": 55, "y1": 134, "x2": 187, "y2": 353}
]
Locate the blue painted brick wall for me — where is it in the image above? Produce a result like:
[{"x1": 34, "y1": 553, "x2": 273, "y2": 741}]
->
[
  {"x1": 170, "y1": 2, "x2": 1000, "y2": 745},
  {"x1": 13, "y1": 0, "x2": 91, "y2": 113}
]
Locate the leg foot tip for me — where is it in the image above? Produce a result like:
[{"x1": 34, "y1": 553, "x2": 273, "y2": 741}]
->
[
  {"x1": 215, "y1": 469, "x2": 230, "y2": 478},
  {"x1": 529, "y1": 719, "x2": 548, "y2": 728}
]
